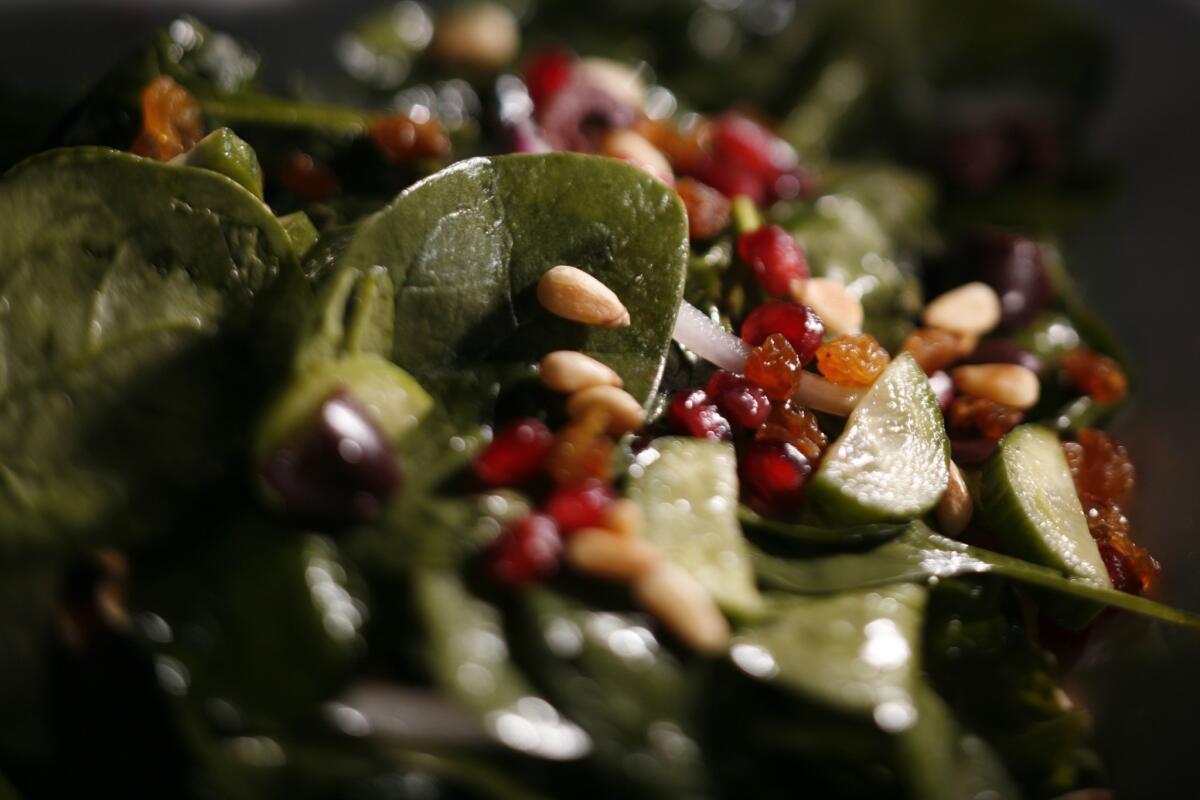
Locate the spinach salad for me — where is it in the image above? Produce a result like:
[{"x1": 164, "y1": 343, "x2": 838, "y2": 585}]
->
[{"x1": 0, "y1": 2, "x2": 1192, "y2": 798}]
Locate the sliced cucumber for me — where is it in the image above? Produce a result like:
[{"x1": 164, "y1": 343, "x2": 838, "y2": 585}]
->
[
  {"x1": 809, "y1": 353, "x2": 949, "y2": 523},
  {"x1": 627, "y1": 437, "x2": 763, "y2": 620},
  {"x1": 981, "y1": 424, "x2": 1110, "y2": 587}
]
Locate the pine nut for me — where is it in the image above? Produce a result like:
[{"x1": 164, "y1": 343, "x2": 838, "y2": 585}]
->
[
  {"x1": 799, "y1": 277, "x2": 863, "y2": 334},
  {"x1": 537, "y1": 265, "x2": 631, "y2": 328},
  {"x1": 923, "y1": 282, "x2": 1002, "y2": 336},
  {"x1": 539, "y1": 351, "x2": 623, "y2": 393},
  {"x1": 633, "y1": 562, "x2": 730, "y2": 656},
  {"x1": 601, "y1": 129, "x2": 673, "y2": 184},
  {"x1": 603, "y1": 498, "x2": 644, "y2": 539},
  {"x1": 430, "y1": 3, "x2": 520, "y2": 71},
  {"x1": 566, "y1": 385, "x2": 645, "y2": 434},
  {"x1": 576, "y1": 57, "x2": 645, "y2": 109},
  {"x1": 936, "y1": 461, "x2": 973, "y2": 537},
  {"x1": 565, "y1": 529, "x2": 661, "y2": 581},
  {"x1": 950, "y1": 363, "x2": 1040, "y2": 410}
]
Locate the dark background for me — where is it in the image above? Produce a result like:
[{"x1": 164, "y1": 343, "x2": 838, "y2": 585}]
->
[{"x1": 1, "y1": 0, "x2": 1198, "y2": 796}]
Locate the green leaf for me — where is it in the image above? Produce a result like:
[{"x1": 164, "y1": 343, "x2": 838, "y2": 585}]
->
[
  {"x1": 0, "y1": 147, "x2": 300, "y2": 552},
  {"x1": 737, "y1": 505, "x2": 907, "y2": 549},
  {"x1": 130, "y1": 516, "x2": 364, "y2": 726},
  {"x1": 413, "y1": 570, "x2": 591, "y2": 761},
  {"x1": 751, "y1": 522, "x2": 1200, "y2": 629},
  {"x1": 508, "y1": 588, "x2": 713, "y2": 797},
  {"x1": 626, "y1": 437, "x2": 763, "y2": 619},
  {"x1": 324, "y1": 154, "x2": 689, "y2": 422},
  {"x1": 730, "y1": 585, "x2": 926, "y2": 722}
]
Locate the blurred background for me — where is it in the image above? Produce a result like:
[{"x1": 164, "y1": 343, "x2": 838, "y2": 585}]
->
[{"x1": 1, "y1": 0, "x2": 1198, "y2": 797}]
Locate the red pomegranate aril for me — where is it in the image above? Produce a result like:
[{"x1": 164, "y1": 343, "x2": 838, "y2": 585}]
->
[
  {"x1": 491, "y1": 513, "x2": 563, "y2": 586},
  {"x1": 524, "y1": 48, "x2": 575, "y2": 108},
  {"x1": 737, "y1": 225, "x2": 809, "y2": 299},
  {"x1": 705, "y1": 370, "x2": 772, "y2": 429},
  {"x1": 474, "y1": 418, "x2": 555, "y2": 488},
  {"x1": 667, "y1": 389, "x2": 732, "y2": 441},
  {"x1": 701, "y1": 159, "x2": 767, "y2": 205},
  {"x1": 740, "y1": 440, "x2": 813, "y2": 510},
  {"x1": 544, "y1": 479, "x2": 616, "y2": 535},
  {"x1": 740, "y1": 301, "x2": 824, "y2": 364},
  {"x1": 713, "y1": 113, "x2": 795, "y2": 179}
]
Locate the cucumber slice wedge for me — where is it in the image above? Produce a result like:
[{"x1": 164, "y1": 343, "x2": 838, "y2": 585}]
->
[
  {"x1": 981, "y1": 424, "x2": 1111, "y2": 587},
  {"x1": 809, "y1": 353, "x2": 950, "y2": 523}
]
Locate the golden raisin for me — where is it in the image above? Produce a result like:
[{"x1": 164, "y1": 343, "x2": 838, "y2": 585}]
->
[
  {"x1": 369, "y1": 113, "x2": 451, "y2": 163},
  {"x1": 745, "y1": 333, "x2": 805, "y2": 401},
  {"x1": 1062, "y1": 429, "x2": 1135, "y2": 507},
  {"x1": 675, "y1": 177, "x2": 730, "y2": 240},
  {"x1": 546, "y1": 406, "x2": 613, "y2": 485},
  {"x1": 815, "y1": 333, "x2": 890, "y2": 386},
  {"x1": 946, "y1": 394, "x2": 1023, "y2": 440},
  {"x1": 279, "y1": 151, "x2": 340, "y2": 200},
  {"x1": 757, "y1": 401, "x2": 827, "y2": 463},
  {"x1": 1061, "y1": 349, "x2": 1128, "y2": 404},
  {"x1": 1087, "y1": 500, "x2": 1159, "y2": 595},
  {"x1": 635, "y1": 117, "x2": 713, "y2": 176},
  {"x1": 901, "y1": 327, "x2": 966, "y2": 375},
  {"x1": 129, "y1": 76, "x2": 203, "y2": 161}
]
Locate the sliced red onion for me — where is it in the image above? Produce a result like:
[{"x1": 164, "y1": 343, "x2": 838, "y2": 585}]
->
[
  {"x1": 793, "y1": 371, "x2": 864, "y2": 416},
  {"x1": 510, "y1": 120, "x2": 552, "y2": 154},
  {"x1": 672, "y1": 302, "x2": 749, "y2": 372}
]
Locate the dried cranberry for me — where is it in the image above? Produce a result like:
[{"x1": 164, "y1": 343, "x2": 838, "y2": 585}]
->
[
  {"x1": 261, "y1": 391, "x2": 400, "y2": 525},
  {"x1": 491, "y1": 514, "x2": 563, "y2": 586},
  {"x1": 737, "y1": 226, "x2": 809, "y2": 299},
  {"x1": 740, "y1": 301, "x2": 824, "y2": 364},
  {"x1": 967, "y1": 229, "x2": 1053, "y2": 329},
  {"x1": 705, "y1": 370, "x2": 772, "y2": 429},
  {"x1": 950, "y1": 437, "x2": 999, "y2": 466},
  {"x1": 667, "y1": 389, "x2": 732, "y2": 441},
  {"x1": 928, "y1": 370, "x2": 954, "y2": 412},
  {"x1": 740, "y1": 440, "x2": 812, "y2": 510},
  {"x1": 543, "y1": 479, "x2": 616, "y2": 535},
  {"x1": 474, "y1": 418, "x2": 554, "y2": 488},
  {"x1": 524, "y1": 48, "x2": 575, "y2": 108},
  {"x1": 962, "y1": 339, "x2": 1043, "y2": 374}
]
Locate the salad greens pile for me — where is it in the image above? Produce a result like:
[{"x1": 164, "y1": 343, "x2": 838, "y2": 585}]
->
[{"x1": 0, "y1": 2, "x2": 1192, "y2": 799}]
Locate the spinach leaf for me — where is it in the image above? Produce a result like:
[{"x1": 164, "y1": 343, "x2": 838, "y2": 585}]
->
[
  {"x1": 895, "y1": 684, "x2": 1021, "y2": 800},
  {"x1": 737, "y1": 505, "x2": 907, "y2": 550},
  {"x1": 324, "y1": 154, "x2": 689, "y2": 421},
  {"x1": 751, "y1": 522, "x2": 1200, "y2": 629},
  {"x1": 923, "y1": 577, "x2": 1098, "y2": 797},
  {"x1": 413, "y1": 570, "x2": 591, "y2": 761},
  {"x1": 730, "y1": 585, "x2": 926, "y2": 722},
  {"x1": 130, "y1": 516, "x2": 364, "y2": 727},
  {"x1": 0, "y1": 147, "x2": 301, "y2": 552},
  {"x1": 508, "y1": 588, "x2": 713, "y2": 798},
  {"x1": 626, "y1": 437, "x2": 763, "y2": 619}
]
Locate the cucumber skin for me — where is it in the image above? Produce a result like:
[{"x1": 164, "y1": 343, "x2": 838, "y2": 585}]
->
[
  {"x1": 809, "y1": 354, "x2": 950, "y2": 524},
  {"x1": 980, "y1": 425, "x2": 1109, "y2": 628}
]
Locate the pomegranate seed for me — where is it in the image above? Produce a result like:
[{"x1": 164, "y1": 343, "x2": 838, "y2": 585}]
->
[
  {"x1": 491, "y1": 513, "x2": 563, "y2": 586},
  {"x1": 737, "y1": 226, "x2": 809, "y2": 298},
  {"x1": 705, "y1": 371, "x2": 772, "y2": 429},
  {"x1": 667, "y1": 389, "x2": 732, "y2": 441},
  {"x1": 524, "y1": 48, "x2": 575, "y2": 108},
  {"x1": 543, "y1": 479, "x2": 616, "y2": 535},
  {"x1": 740, "y1": 440, "x2": 813, "y2": 511},
  {"x1": 700, "y1": 159, "x2": 768, "y2": 205},
  {"x1": 712, "y1": 114, "x2": 795, "y2": 180},
  {"x1": 740, "y1": 301, "x2": 824, "y2": 364},
  {"x1": 473, "y1": 418, "x2": 554, "y2": 488}
]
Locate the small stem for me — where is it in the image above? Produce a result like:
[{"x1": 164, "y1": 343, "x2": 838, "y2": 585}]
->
[{"x1": 730, "y1": 195, "x2": 762, "y2": 235}]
